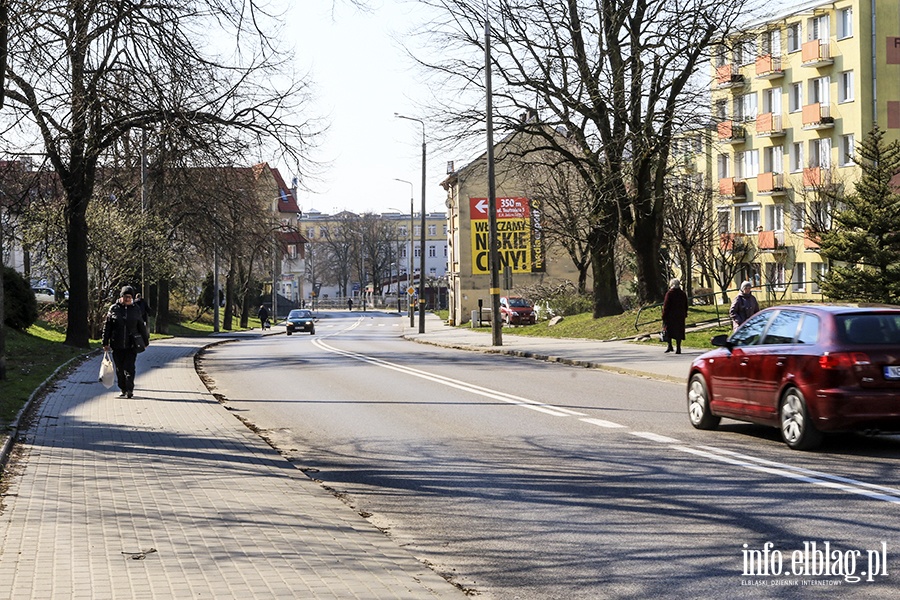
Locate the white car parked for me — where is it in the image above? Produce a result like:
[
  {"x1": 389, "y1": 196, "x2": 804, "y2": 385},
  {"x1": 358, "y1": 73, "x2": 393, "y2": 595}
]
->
[{"x1": 32, "y1": 287, "x2": 56, "y2": 304}]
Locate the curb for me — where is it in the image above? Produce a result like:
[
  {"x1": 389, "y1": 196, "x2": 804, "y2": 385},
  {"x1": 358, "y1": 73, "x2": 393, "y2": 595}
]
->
[
  {"x1": 407, "y1": 336, "x2": 686, "y2": 385},
  {"x1": 1, "y1": 350, "x2": 96, "y2": 474}
]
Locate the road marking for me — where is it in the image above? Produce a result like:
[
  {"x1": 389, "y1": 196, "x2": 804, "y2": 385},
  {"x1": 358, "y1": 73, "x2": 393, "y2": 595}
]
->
[
  {"x1": 580, "y1": 418, "x2": 626, "y2": 429},
  {"x1": 674, "y1": 445, "x2": 900, "y2": 504},
  {"x1": 630, "y1": 431, "x2": 680, "y2": 444},
  {"x1": 312, "y1": 338, "x2": 585, "y2": 417}
]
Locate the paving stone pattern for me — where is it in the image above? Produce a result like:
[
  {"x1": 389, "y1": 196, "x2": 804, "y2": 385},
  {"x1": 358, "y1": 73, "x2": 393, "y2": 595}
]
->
[{"x1": 0, "y1": 339, "x2": 464, "y2": 600}]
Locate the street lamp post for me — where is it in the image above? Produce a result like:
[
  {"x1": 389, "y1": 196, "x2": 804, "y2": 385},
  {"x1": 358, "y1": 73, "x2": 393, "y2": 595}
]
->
[
  {"x1": 395, "y1": 114, "x2": 427, "y2": 334},
  {"x1": 393, "y1": 179, "x2": 415, "y2": 326}
]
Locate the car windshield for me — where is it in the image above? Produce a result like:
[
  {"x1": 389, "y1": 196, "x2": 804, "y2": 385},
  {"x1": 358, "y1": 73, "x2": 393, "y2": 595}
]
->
[
  {"x1": 508, "y1": 298, "x2": 529, "y2": 307},
  {"x1": 838, "y1": 313, "x2": 900, "y2": 345},
  {"x1": 289, "y1": 310, "x2": 312, "y2": 319}
]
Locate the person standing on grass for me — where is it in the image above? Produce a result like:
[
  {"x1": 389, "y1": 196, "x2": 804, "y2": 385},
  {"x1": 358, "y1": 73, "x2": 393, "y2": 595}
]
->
[
  {"x1": 662, "y1": 278, "x2": 688, "y2": 354},
  {"x1": 102, "y1": 286, "x2": 150, "y2": 399},
  {"x1": 730, "y1": 281, "x2": 760, "y2": 330}
]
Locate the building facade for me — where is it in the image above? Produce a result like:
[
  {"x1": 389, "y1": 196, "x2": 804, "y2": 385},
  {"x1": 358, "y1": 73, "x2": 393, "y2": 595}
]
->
[
  {"x1": 702, "y1": 0, "x2": 900, "y2": 302},
  {"x1": 299, "y1": 209, "x2": 448, "y2": 305},
  {"x1": 442, "y1": 129, "x2": 588, "y2": 326}
]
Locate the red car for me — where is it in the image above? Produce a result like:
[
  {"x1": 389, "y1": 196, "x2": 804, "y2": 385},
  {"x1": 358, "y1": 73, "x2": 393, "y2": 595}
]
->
[
  {"x1": 500, "y1": 296, "x2": 536, "y2": 326},
  {"x1": 687, "y1": 305, "x2": 900, "y2": 450}
]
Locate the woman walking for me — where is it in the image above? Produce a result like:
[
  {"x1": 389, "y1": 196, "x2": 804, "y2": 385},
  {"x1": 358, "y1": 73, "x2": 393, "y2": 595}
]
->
[
  {"x1": 102, "y1": 286, "x2": 150, "y2": 398},
  {"x1": 662, "y1": 278, "x2": 689, "y2": 354}
]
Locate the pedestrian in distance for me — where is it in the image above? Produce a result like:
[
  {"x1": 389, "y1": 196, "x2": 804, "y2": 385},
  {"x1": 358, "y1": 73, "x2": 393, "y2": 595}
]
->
[
  {"x1": 102, "y1": 285, "x2": 150, "y2": 399},
  {"x1": 134, "y1": 292, "x2": 149, "y2": 327},
  {"x1": 257, "y1": 304, "x2": 269, "y2": 330},
  {"x1": 347, "y1": 298, "x2": 353, "y2": 312},
  {"x1": 730, "y1": 280, "x2": 760, "y2": 330},
  {"x1": 662, "y1": 278, "x2": 688, "y2": 354}
]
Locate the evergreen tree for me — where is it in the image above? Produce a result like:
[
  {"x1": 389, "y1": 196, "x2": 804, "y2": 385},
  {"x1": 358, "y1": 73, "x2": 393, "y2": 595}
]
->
[{"x1": 819, "y1": 126, "x2": 900, "y2": 303}]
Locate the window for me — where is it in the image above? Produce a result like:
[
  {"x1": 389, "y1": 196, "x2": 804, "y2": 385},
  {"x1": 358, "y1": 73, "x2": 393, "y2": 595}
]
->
[
  {"x1": 810, "y1": 138, "x2": 832, "y2": 168},
  {"x1": 414, "y1": 225, "x2": 421, "y2": 236},
  {"x1": 306, "y1": 227, "x2": 315, "y2": 238},
  {"x1": 794, "y1": 262, "x2": 807, "y2": 292},
  {"x1": 730, "y1": 312, "x2": 772, "y2": 346},
  {"x1": 762, "y1": 88, "x2": 782, "y2": 114},
  {"x1": 428, "y1": 245, "x2": 436, "y2": 258},
  {"x1": 808, "y1": 15, "x2": 829, "y2": 42},
  {"x1": 766, "y1": 263, "x2": 787, "y2": 291},
  {"x1": 400, "y1": 246, "x2": 407, "y2": 259},
  {"x1": 809, "y1": 76, "x2": 830, "y2": 105},
  {"x1": 715, "y1": 44, "x2": 728, "y2": 67},
  {"x1": 838, "y1": 8, "x2": 853, "y2": 39},
  {"x1": 839, "y1": 70, "x2": 854, "y2": 103},
  {"x1": 790, "y1": 142, "x2": 804, "y2": 172},
  {"x1": 442, "y1": 224, "x2": 448, "y2": 235},
  {"x1": 429, "y1": 267, "x2": 437, "y2": 276},
  {"x1": 787, "y1": 23, "x2": 802, "y2": 52},
  {"x1": 399, "y1": 225, "x2": 408, "y2": 237},
  {"x1": 791, "y1": 202, "x2": 806, "y2": 231},
  {"x1": 715, "y1": 99, "x2": 728, "y2": 121},
  {"x1": 740, "y1": 206, "x2": 761, "y2": 233},
  {"x1": 797, "y1": 314, "x2": 820, "y2": 344},
  {"x1": 320, "y1": 226, "x2": 328, "y2": 237},
  {"x1": 428, "y1": 224, "x2": 436, "y2": 235},
  {"x1": 789, "y1": 83, "x2": 802, "y2": 112},
  {"x1": 739, "y1": 93, "x2": 758, "y2": 121},
  {"x1": 761, "y1": 29, "x2": 782, "y2": 57},
  {"x1": 718, "y1": 209, "x2": 731, "y2": 234},
  {"x1": 840, "y1": 134, "x2": 855, "y2": 166},
  {"x1": 766, "y1": 204, "x2": 784, "y2": 231},
  {"x1": 761, "y1": 310, "x2": 802, "y2": 344},
  {"x1": 735, "y1": 37, "x2": 755, "y2": 65},
  {"x1": 414, "y1": 245, "x2": 421, "y2": 258},
  {"x1": 763, "y1": 145, "x2": 784, "y2": 173},
  {"x1": 741, "y1": 150, "x2": 760, "y2": 178},
  {"x1": 718, "y1": 153, "x2": 731, "y2": 179}
]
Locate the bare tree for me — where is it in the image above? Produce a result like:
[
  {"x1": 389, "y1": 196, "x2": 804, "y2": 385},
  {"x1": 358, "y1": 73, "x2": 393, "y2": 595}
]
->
[
  {"x1": 414, "y1": 0, "x2": 747, "y2": 312},
  {"x1": 518, "y1": 158, "x2": 592, "y2": 294},
  {"x1": 1, "y1": 1, "x2": 320, "y2": 347},
  {"x1": 663, "y1": 174, "x2": 716, "y2": 298}
]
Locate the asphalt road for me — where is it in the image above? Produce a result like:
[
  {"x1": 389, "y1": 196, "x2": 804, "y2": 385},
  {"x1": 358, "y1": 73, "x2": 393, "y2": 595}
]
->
[{"x1": 199, "y1": 311, "x2": 900, "y2": 600}]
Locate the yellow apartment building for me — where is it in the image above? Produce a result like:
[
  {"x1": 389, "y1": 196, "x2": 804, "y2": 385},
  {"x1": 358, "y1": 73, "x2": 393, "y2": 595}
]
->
[{"x1": 703, "y1": 0, "x2": 900, "y2": 302}]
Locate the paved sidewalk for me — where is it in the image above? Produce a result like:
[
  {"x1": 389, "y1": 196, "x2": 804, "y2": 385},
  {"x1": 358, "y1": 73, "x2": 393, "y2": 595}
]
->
[{"x1": 0, "y1": 336, "x2": 465, "y2": 600}]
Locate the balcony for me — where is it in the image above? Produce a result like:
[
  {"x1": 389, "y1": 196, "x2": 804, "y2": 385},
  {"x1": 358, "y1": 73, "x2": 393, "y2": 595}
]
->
[
  {"x1": 803, "y1": 166, "x2": 832, "y2": 189},
  {"x1": 755, "y1": 55, "x2": 784, "y2": 79},
  {"x1": 719, "y1": 177, "x2": 747, "y2": 199},
  {"x1": 717, "y1": 121, "x2": 746, "y2": 144},
  {"x1": 715, "y1": 64, "x2": 746, "y2": 89},
  {"x1": 802, "y1": 103, "x2": 834, "y2": 130},
  {"x1": 758, "y1": 229, "x2": 787, "y2": 253},
  {"x1": 757, "y1": 172, "x2": 787, "y2": 196},
  {"x1": 802, "y1": 40, "x2": 833, "y2": 67},
  {"x1": 804, "y1": 230, "x2": 821, "y2": 251},
  {"x1": 720, "y1": 232, "x2": 753, "y2": 253},
  {"x1": 756, "y1": 113, "x2": 785, "y2": 137}
]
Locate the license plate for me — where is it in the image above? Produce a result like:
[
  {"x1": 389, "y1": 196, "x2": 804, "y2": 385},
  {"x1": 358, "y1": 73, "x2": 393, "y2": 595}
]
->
[{"x1": 884, "y1": 366, "x2": 900, "y2": 380}]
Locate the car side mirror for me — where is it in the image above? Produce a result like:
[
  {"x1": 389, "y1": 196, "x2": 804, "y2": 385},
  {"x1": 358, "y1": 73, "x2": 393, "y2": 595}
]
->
[{"x1": 711, "y1": 334, "x2": 733, "y2": 350}]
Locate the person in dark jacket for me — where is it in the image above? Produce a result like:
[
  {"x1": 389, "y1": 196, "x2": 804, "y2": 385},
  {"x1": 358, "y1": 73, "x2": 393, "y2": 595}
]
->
[
  {"x1": 257, "y1": 304, "x2": 270, "y2": 330},
  {"x1": 662, "y1": 278, "x2": 689, "y2": 354},
  {"x1": 729, "y1": 280, "x2": 760, "y2": 330},
  {"x1": 102, "y1": 285, "x2": 150, "y2": 398},
  {"x1": 133, "y1": 292, "x2": 149, "y2": 327}
]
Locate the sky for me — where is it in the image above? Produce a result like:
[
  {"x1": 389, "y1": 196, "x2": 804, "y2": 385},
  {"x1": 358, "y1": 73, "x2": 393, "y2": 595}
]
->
[{"x1": 282, "y1": 1, "x2": 458, "y2": 217}]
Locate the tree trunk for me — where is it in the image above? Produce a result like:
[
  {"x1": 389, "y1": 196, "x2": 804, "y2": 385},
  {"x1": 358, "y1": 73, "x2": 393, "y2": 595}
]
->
[
  {"x1": 223, "y1": 257, "x2": 235, "y2": 330},
  {"x1": 155, "y1": 279, "x2": 170, "y2": 334},
  {"x1": 64, "y1": 188, "x2": 92, "y2": 348},
  {"x1": 589, "y1": 228, "x2": 623, "y2": 317},
  {"x1": 630, "y1": 213, "x2": 667, "y2": 305}
]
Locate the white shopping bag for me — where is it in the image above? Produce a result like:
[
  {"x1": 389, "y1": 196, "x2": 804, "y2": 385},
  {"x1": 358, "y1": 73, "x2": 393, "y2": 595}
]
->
[{"x1": 99, "y1": 351, "x2": 115, "y2": 388}]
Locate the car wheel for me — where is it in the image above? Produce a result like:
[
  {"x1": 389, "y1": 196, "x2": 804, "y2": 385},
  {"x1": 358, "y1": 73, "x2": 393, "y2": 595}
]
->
[
  {"x1": 286, "y1": 330, "x2": 292, "y2": 336},
  {"x1": 687, "y1": 373, "x2": 720, "y2": 430},
  {"x1": 310, "y1": 329, "x2": 315, "y2": 335},
  {"x1": 780, "y1": 388, "x2": 823, "y2": 450}
]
